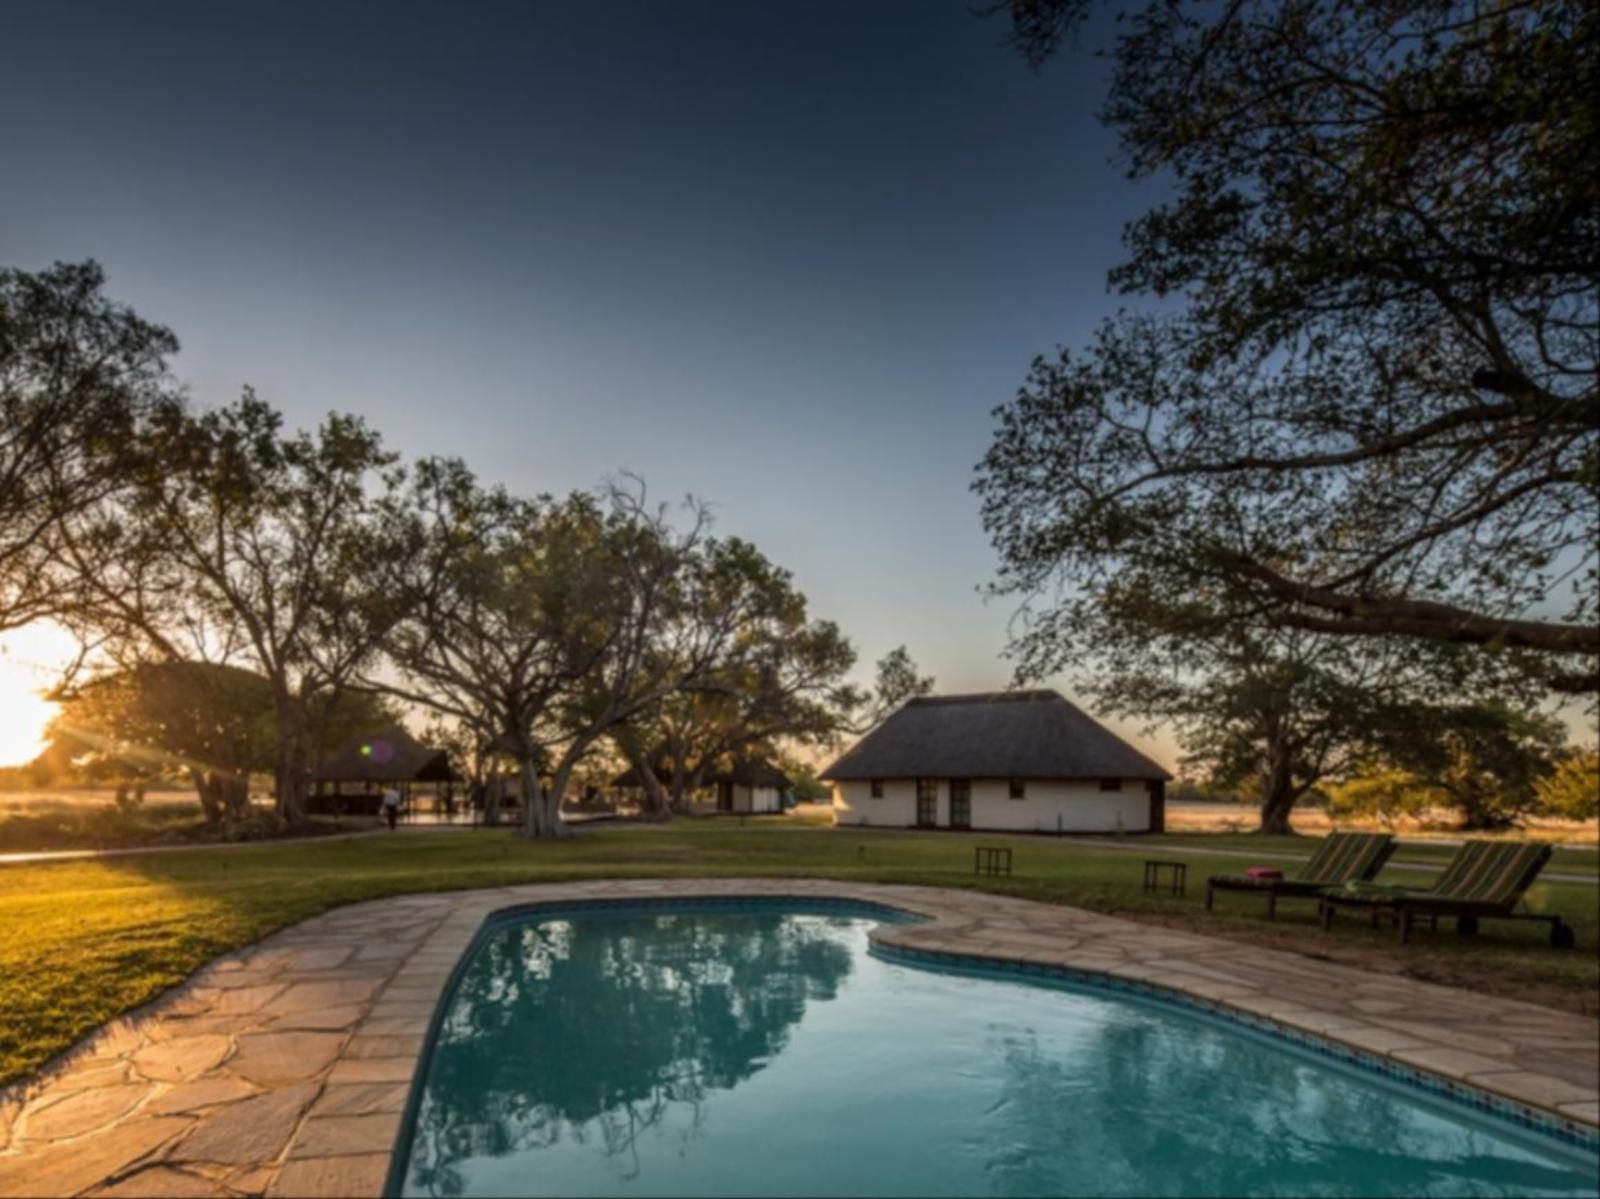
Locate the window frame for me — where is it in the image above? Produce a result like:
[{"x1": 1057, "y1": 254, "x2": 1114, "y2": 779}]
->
[
  {"x1": 1098, "y1": 778, "x2": 1123, "y2": 792},
  {"x1": 1008, "y1": 778, "x2": 1026, "y2": 800},
  {"x1": 869, "y1": 778, "x2": 884, "y2": 799}
]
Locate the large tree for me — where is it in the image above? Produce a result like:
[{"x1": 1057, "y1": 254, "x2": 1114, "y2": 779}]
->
[
  {"x1": 376, "y1": 461, "x2": 613, "y2": 833},
  {"x1": 72, "y1": 393, "x2": 409, "y2": 823},
  {"x1": 47, "y1": 660, "x2": 396, "y2": 823},
  {"x1": 610, "y1": 539, "x2": 859, "y2": 818},
  {"x1": 380, "y1": 467, "x2": 730, "y2": 838},
  {"x1": 0, "y1": 261, "x2": 178, "y2": 632},
  {"x1": 979, "y1": 0, "x2": 1598, "y2": 694}
]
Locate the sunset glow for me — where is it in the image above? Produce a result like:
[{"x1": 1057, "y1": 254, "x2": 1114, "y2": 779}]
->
[{"x1": 0, "y1": 623, "x2": 75, "y2": 768}]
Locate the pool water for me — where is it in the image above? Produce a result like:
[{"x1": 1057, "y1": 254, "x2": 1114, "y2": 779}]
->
[{"x1": 392, "y1": 905, "x2": 1599, "y2": 1197}]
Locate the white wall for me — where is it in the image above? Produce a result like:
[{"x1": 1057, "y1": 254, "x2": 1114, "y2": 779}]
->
[
  {"x1": 831, "y1": 778, "x2": 1151, "y2": 833},
  {"x1": 729, "y1": 784, "x2": 782, "y2": 814}
]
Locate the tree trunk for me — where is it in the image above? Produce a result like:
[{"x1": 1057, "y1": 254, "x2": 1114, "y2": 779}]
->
[
  {"x1": 616, "y1": 727, "x2": 670, "y2": 820},
  {"x1": 522, "y1": 753, "x2": 575, "y2": 839},
  {"x1": 1256, "y1": 737, "x2": 1299, "y2": 835},
  {"x1": 274, "y1": 742, "x2": 307, "y2": 825},
  {"x1": 190, "y1": 767, "x2": 224, "y2": 826},
  {"x1": 222, "y1": 773, "x2": 250, "y2": 820}
]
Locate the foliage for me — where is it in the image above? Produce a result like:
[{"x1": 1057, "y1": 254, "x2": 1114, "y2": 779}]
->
[
  {"x1": 1535, "y1": 746, "x2": 1600, "y2": 822},
  {"x1": 1369, "y1": 702, "x2": 1569, "y2": 830},
  {"x1": 782, "y1": 760, "x2": 831, "y2": 802},
  {"x1": 0, "y1": 261, "x2": 179, "y2": 632},
  {"x1": 980, "y1": 1, "x2": 1599, "y2": 694},
  {"x1": 63, "y1": 392, "x2": 410, "y2": 823},
  {"x1": 1324, "y1": 768, "x2": 1445, "y2": 830}
]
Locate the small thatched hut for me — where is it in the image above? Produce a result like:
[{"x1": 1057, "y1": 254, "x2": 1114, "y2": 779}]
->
[{"x1": 309, "y1": 725, "x2": 458, "y2": 816}]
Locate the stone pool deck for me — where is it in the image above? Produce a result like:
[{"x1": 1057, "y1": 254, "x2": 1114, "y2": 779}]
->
[{"x1": 1, "y1": 878, "x2": 1596, "y2": 1197}]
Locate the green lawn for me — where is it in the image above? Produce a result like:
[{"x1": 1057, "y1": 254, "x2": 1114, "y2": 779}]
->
[{"x1": 2, "y1": 820, "x2": 1595, "y2": 1087}]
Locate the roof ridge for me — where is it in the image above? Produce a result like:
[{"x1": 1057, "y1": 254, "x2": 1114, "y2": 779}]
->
[{"x1": 906, "y1": 689, "x2": 1062, "y2": 706}]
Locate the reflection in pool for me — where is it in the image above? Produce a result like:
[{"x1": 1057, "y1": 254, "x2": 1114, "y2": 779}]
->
[{"x1": 392, "y1": 906, "x2": 1599, "y2": 1197}]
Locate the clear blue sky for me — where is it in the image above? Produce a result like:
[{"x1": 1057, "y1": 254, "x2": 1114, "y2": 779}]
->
[{"x1": 1, "y1": 1, "x2": 1177, "y2": 762}]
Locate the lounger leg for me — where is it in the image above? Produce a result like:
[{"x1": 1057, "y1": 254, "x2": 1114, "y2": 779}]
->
[
  {"x1": 1457, "y1": 914, "x2": 1479, "y2": 938},
  {"x1": 1266, "y1": 890, "x2": 1277, "y2": 921},
  {"x1": 1320, "y1": 900, "x2": 1334, "y2": 931},
  {"x1": 1551, "y1": 919, "x2": 1575, "y2": 950},
  {"x1": 1205, "y1": 883, "x2": 1214, "y2": 912},
  {"x1": 1398, "y1": 908, "x2": 1412, "y2": 945}
]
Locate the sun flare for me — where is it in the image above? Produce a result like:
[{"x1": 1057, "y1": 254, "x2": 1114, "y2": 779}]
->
[{"x1": 0, "y1": 623, "x2": 77, "y2": 768}]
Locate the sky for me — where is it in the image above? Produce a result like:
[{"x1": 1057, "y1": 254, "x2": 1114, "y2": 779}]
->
[{"x1": 0, "y1": 0, "x2": 1176, "y2": 767}]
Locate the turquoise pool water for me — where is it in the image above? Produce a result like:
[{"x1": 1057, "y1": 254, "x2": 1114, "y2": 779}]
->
[{"x1": 392, "y1": 904, "x2": 1599, "y2": 1198}]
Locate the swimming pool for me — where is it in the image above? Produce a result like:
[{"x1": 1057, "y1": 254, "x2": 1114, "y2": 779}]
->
[{"x1": 389, "y1": 901, "x2": 1600, "y2": 1197}]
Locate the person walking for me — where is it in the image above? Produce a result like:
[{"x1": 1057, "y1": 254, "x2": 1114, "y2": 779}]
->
[{"x1": 382, "y1": 787, "x2": 402, "y2": 831}]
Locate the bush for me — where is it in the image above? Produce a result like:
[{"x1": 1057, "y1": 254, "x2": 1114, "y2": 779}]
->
[{"x1": 1538, "y1": 750, "x2": 1600, "y2": 822}]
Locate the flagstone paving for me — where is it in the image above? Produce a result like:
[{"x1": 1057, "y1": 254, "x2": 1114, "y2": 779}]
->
[{"x1": 0, "y1": 879, "x2": 1595, "y2": 1197}]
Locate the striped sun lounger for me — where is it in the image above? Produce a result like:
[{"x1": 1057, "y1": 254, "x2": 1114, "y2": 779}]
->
[
  {"x1": 1205, "y1": 831, "x2": 1395, "y2": 919},
  {"x1": 1319, "y1": 840, "x2": 1572, "y2": 948}
]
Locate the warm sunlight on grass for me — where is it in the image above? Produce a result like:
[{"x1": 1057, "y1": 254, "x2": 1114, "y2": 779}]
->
[{"x1": 2, "y1": 824, "x2": 1595, "y2": 1086}]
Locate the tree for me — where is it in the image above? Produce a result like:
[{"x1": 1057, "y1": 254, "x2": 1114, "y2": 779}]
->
[
  {"x1": 50, "y1": 662, "x2": 273, "y2": 822},
  {"x1": 1377, "y1": 701, "x2": 1568, "y2": 830},
  {"x1": 1537, "y1": 747, "x2": 1599, "y2": 821},
  {"x1": 379, "y1": 467, "x2": 723, "y2": 838},
  {"x1": 74, "y1": 393, "x2": 410, "y2": 823},
  {"x1": 0, "y1": 261, "x2": 178, "y2": 632},
  {"x1": 610, "y1": 538, "x2": 860, "y2": 818},
  {"x1": 850, "y1": 645, "x2": 936, "y2": 731},
  {"x1": 782, "y1": 760, "x2": 831, "y2": 803},
  {"x1": 979, "y1": 1, "x2": 1598, "y2": 694},
  {"x1": 1324, "y1": 768, "x2": 1443, "y2": 831},
  {"x1": 523, "y1": 483, "x2": 748, "y2": 837}
]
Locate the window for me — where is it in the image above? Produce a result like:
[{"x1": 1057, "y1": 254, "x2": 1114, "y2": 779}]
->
[
  {"x1": 1008, "y1": 779, "x2": 1026, "y2": 800},
  {"x1": 949, "y1": 779, "x2": 971, "y2": 828},
  {"x1": 869, "y1": 779, "x2": 884, "y2": 799},
  {"x1": 916, "y1": 778, "x2": 938, "y2": 827},
  {"x1": 1099, "y1": 778, "x2": 1123, "y2": 792}
]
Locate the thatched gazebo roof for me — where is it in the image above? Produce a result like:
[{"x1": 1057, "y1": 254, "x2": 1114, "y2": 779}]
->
[
  {"x1": 820, "y1": 691, "x2": 1170, "y2": 782},
  {"x1": 705, "y1": 758, "x2": 792, "y2": 790},
  {"x1": 313, "y1": 725, "x2": 457, "y2": 784}
]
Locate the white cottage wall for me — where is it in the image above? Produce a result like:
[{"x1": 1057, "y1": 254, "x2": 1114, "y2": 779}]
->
[{"x1": 832, "y1": 778, "x2": 1150, "y2": 833}]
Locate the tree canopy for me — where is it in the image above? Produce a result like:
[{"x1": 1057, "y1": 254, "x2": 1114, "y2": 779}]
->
[{"x1": 980, "y1": 0, "x2": 1598, "y2": 694}]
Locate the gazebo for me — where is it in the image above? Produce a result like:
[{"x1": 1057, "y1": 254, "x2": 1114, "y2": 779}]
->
[
  {"x1": 308, "y1": 725, "x2": 459, "y2": 818},
  {"x1": 610, "y1": 755, "x2": 791, "y2": 815}
]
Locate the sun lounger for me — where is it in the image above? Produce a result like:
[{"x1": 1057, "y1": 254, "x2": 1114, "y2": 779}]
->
[
  {"x1": 1205, "y1": 831, "x2": 1395, "y2": 919},
  {"x1": 1319, "y1": 840, "x2": 1572, "y2": 947}
]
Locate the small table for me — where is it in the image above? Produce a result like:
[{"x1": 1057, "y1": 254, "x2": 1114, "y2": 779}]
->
[
  {"x1": 974, "y1": 846, "x2": 1013, "y2": 877},
  {"x1": 1143, "y1": 859, "x2": 1187, "y2": 896}
]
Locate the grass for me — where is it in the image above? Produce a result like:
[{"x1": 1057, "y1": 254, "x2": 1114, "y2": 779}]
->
[{"x1": 1, "y1": 819, "x2": 1595, "y2": 1088}]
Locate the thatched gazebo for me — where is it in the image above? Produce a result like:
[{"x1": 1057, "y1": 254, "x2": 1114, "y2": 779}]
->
[{"x1": 309, "y1": 725, "x2": 459, "y2": 817}]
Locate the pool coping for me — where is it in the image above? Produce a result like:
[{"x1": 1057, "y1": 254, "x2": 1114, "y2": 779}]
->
[{"x1": 1, "y1": 878, "x2": 1596, "y2": 1197}]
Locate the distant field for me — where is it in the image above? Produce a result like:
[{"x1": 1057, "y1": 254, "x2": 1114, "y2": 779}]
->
[
  {"x1": 1165, "y1": 798, "x2": 1600, "y2": 846},
  {"x1": 0, "y1": 787, "x2": 210, "y2": 814},
  {"x1": 0, "y1": 788, "x2": 356, "y2": 853}
]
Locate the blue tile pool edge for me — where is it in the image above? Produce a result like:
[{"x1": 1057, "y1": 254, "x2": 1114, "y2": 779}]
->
[{"x1": 380, "y1": 894, "x2": 1598, "y2": 1197}]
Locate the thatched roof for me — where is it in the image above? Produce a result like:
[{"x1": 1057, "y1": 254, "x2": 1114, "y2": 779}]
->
[
  {"x1": 313, "y1": 725, "x2": 457, "y2": 784},
  {"x1": 611, "y1": 762, "x2": 670, "y2": 789},
  {"x1": 706, "y1": 759, "x2": 792, "y2": 790},
  {"x1": 612, "y1": 757, "x2": 793, "y2": 791},
  {"x1": 820, "y1": 691, "x2": 1170, "y2": 782}
]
